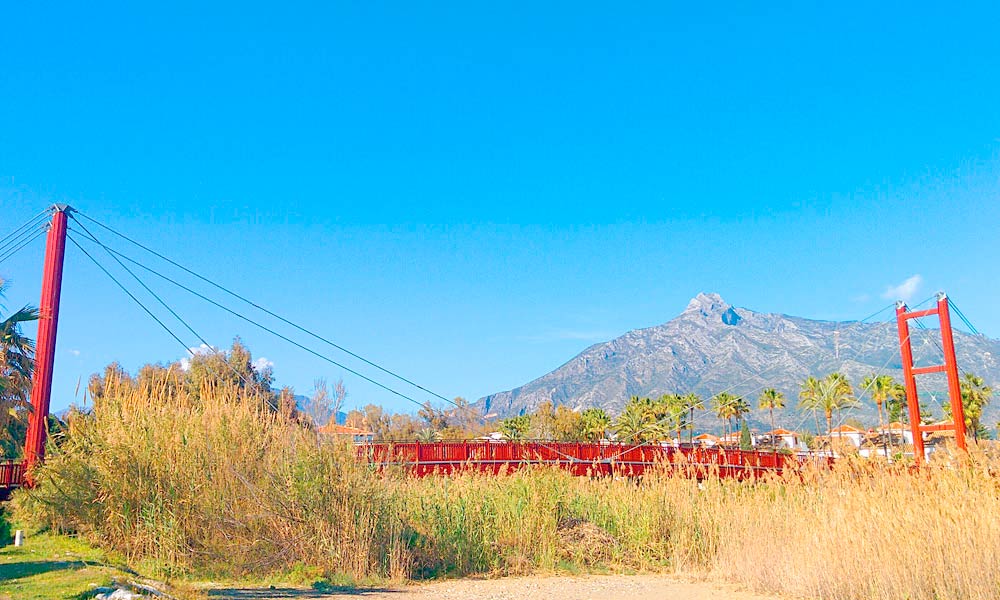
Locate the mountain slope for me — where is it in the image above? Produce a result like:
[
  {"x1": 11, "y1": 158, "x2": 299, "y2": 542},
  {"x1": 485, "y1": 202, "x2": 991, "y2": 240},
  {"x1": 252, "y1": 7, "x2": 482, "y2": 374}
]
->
[{"x1": 479, "y1": 293, "x2": 1000, "y2": 431}]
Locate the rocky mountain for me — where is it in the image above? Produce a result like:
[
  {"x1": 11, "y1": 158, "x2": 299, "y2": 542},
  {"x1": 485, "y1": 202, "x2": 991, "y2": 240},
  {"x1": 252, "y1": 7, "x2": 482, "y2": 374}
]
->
[{"x1": 479, "y1": 293, "x2": 1000, "y2": 432}]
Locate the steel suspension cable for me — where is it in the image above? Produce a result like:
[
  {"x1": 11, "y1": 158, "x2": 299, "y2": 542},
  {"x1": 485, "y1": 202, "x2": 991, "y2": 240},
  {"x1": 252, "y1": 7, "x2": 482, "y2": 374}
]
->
[
  {"x1": 67, "y1": 235, "x2": 197, "y2": 359},
  {"x1": 611, "y1": 296, "x2": 935, "y2": 458},
  {"x1": 912, "y1": 319, "x2": 945, "y2": 362},
  {"x1": 0, "y1": 228, "x2": 48, "y2": 267},
  {"x1": 830, "y1": 327, "x2": 920, "y2": 431},
  {"x1": 604, "y1": 303, "x2": 903, "y2": 461},
  {"x1": 698, "y1": 315, "x2": 898, "y2": 443},
  {"x1": 69, "y1": 221, "x2": 227, "y2": 362},
  {"x1": 66, "y1": 235, "x2": 277, "y2": 409},
  {"x1": 0, "y1": 220, "x2": 48, "y2": 258},
  {"x1": 947, "y1": 299, "x2": 980, "y2": 336},
  {"x1": 645, "y1": 302, "x2": 899, "y2": 442},
  {"x1": 0, "y1": 209, "x2": 50, "y2": 249},
  {"x1": 66, "y1": 225, "x2": 271, "y2": 405},
  {"x1": 830, "y1": 295, "x2": 938, "y2": 430},
  {"x1": 72, "y1": 210, "x2": 458, "y2": 408},
  {"x1": 68, "y1": 227, "x2": 435, "y2": 411}
]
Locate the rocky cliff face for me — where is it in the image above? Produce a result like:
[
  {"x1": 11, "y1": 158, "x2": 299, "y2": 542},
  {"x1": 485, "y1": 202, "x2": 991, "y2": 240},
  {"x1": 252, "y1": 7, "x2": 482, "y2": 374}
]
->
[{"x1": 479, "y1": 293, "x2": 1000, "y2": 431}]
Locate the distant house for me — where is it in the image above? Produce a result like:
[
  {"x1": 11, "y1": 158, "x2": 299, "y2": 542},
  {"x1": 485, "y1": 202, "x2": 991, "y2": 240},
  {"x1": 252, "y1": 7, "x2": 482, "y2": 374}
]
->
[
  {"x1": 693, "y1": 433, "x2": 719, "y2": 447},
  {"x1": 718, "y1": 432, "x2": 738, "y2": 447},
  {"x1": 718, "y1": 431, "x2": 757, "y2": 448},
  {"x1": 318, "y1": 423, "x2": 375, "y2": 444},
  {"x1": 876, "y1": 421, "x2": 914, "y2": 445},
  {"x1": 762, "y1": 428, "x2": 799, "y2": 450},
  {"x1": 924, "y1": 421, "x2": 959, "y2": 450},
  {"x1": 828, "y1": 425, "x2": 865, "y2": 448}
]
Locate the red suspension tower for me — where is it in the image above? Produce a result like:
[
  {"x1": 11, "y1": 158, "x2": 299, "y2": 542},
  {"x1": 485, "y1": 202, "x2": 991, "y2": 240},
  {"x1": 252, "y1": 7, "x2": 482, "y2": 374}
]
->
[
  {"x1": 895, "y1": 292, "x2": 967, "y2": 465},
  {"x1": 23, "y1": 205, "x2": 71, "y2": 474}
]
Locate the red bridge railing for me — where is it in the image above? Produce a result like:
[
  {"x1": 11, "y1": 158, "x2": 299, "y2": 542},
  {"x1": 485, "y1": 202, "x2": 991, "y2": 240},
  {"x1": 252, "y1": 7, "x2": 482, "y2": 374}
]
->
[
  {"x1": 358, "y1": 441, "x2": 831, "y2": 479},
  {"x1": 0, "y1": 461, "x2": 26, "y2": 497},
  {"x1": 0, "y1": 443, "x2": 829, "y2": 499}
]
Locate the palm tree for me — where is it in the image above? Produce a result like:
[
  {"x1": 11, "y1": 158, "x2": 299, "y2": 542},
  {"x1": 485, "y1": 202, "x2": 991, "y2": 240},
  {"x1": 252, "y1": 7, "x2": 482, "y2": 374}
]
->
[
  {"x1": 798, "y1": 376, "x2": 823, "y2": 435},
  {"x1": 817, "y1": 372, "x2": 857, "y2": 438},
  {"x1": 758, "y1": 388, "x2": 785, "y2": 447},
  {"x1": 1, "y1": 281, "x2": 39, "y2": 447},
  {"x1": 657, "y1": 393, "x2": 687, "y2": 442},
  {"x1": 581, "y1": 407, "x2": 611, "y2": 442},
  {"x1": 680, "y1": 393, "x2": 704, "y2": 444},
  {"x1": 414, "y1": 427, "x2": 442, "y2": 442},
  {"x1": 731, "y1": 396, "x2": 751, "y2": 430},
  {"x1": 614, "y1": 402, "x2": 652, "y2": 443},
  {"x1": 711, "y1": 392, "x2": 743, "y2": 440},
  {"x1": 959, "y1": 372, "x2": 993, "y2": 442},
  {"x1": 498, "y1": 415, "x2": 530, "y2": 441},
  {"x1": 633, "y1": 395, "x2": 657, "y2": 419},
  {"x1": 861, "y1": 374, "x2": 904, "y2": 447},
  {"x1": 710, "y1": 392, "x2": 731, "y2": 439}
]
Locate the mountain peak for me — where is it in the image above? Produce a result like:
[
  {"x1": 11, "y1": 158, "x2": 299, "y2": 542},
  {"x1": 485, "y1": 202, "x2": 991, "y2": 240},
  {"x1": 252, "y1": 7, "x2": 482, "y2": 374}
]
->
[
  {"x1": 684, "y1": 292, "x2": 729, "y2": 316},
  {"x1": 479, "y1": 294, "x2": 1000, "y2": 426}
]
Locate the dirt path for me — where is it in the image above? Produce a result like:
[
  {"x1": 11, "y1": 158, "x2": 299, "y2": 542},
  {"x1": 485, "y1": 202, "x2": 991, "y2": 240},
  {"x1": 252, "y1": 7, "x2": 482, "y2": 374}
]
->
[{"x1": 208, "y1": 574, "x2": 782, "y2": 600}]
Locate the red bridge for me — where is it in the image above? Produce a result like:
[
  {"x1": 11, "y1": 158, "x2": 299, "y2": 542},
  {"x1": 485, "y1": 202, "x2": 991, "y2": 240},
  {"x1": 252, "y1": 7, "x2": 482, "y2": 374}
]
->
[
  {"x1": 0, "y1": 206, "x2": 973, "y2": 494},
  {"x1": 0, "y1": 442, "x2": 813, "y2": 496},
  {"x1": 360, "y1": 441, "x2": 830, "y2": 479},
  {"x1": 0, "y1": 462, "x2": 26, "y2": 499}
]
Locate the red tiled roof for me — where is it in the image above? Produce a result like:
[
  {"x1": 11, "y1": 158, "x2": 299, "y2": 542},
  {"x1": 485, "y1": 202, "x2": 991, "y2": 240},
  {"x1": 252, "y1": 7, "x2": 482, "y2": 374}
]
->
[
  {"x1": 879, "y1": 422, "x2": 909, "y2": 431},
  {"x1": 764, "y1": 428, "x2": 797, "y2": 436},
  {"x1": 829, "y1": 425, "x2": 865, "y2": 434}
]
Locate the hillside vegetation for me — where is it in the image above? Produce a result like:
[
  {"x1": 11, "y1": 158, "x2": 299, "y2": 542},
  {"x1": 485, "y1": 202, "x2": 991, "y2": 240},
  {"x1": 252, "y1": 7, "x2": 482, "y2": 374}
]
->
[{"x1": 12, "y1": 372, "x2": 1000, "y2": 600}]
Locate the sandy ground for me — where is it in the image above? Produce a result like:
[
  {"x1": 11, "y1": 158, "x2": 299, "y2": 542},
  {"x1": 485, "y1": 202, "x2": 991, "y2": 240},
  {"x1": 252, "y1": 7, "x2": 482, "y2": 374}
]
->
[{"x1": 208, "y1": 574, "x2": 781, "y2": 600}]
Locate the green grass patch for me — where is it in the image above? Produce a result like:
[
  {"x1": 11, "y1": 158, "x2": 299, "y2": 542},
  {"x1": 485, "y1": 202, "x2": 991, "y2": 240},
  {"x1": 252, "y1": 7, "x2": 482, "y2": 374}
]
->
[
  {"x1": 0, "y1": 527, "x2": 385, "y2": 600},
  {"x1": 0, "y1": 528, "x2": 124, "y2": 600}
]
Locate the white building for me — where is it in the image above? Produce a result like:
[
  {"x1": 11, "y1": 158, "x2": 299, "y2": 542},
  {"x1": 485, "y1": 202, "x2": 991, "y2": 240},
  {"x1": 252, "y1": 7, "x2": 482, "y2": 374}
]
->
[
  {"x1": 762, "y1": 428, "x2": 799, "y2": 449},
  {"x1": 828, "y1": 425, "x2": 865, "y2": 448},
  {"x1": 693, "y1": 433, "x2": 719, "y2": 447}
]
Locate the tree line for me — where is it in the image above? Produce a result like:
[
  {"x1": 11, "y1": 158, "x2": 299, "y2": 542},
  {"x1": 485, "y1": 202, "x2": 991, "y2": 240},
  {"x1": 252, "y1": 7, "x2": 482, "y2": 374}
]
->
[{"x1": 486, "y1": 370, "x2": 994, "y2": 446}]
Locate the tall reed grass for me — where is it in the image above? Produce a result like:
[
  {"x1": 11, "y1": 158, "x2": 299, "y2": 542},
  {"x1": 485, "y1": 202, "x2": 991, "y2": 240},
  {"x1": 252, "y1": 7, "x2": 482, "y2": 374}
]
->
[
  {"x1": 13, "y1": 375, "x2": 1000, "y2": 599},
  {"x1": 14, "y1": 374, "x2": 410, "y2": 579}
]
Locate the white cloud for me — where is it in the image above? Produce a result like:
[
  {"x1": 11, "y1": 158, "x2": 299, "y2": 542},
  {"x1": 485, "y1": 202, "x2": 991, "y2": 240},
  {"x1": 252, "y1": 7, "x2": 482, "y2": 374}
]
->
[
  {"x1": 69, "y1": 349, "x2": 81, "y2": 357},
  {"x1": 881, "y1": 274, "x2": 923, "y2": 302},
  {"x1": 253, "y1": 357, "x2": 274, "y2": 372}
]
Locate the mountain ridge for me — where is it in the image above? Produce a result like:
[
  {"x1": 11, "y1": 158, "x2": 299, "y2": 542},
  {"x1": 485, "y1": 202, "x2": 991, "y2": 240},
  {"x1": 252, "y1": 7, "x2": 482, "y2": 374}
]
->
[{"x1": 478, "y1": 293, "x2": 1000, "y2": 431}]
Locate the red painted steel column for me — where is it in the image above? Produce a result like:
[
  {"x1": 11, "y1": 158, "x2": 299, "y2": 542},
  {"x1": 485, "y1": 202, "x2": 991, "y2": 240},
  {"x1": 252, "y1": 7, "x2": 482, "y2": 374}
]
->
[
  {"x1": 936, "y1": 294, "x2": 968, "y2": 452},
  {"x1": 23, "y1": 206, "x2": 70, "y2": 474},
  {"x1": 895, "y1": 302, "x2": 926, "y2": 465}
]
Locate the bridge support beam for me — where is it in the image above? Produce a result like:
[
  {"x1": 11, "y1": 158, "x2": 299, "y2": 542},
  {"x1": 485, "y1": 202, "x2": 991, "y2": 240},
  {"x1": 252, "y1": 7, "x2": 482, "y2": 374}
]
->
[
  {"x1": 24, "y1": 205, "x2": 71, "y2": 475},
  {"x1": 895, "y1": 293, "x2": 967, "y2": 466}
]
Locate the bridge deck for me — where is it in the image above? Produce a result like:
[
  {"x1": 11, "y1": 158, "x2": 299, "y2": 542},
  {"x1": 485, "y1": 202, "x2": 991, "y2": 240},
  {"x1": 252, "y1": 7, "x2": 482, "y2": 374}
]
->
[
  {"x1": 0, "y1": 442, "x2": 830, "y2": 499},
  {"x1": 0, "y1": 461, "x2": 26, "y2": 499},
  {"x1": 359, "y1": 441, "x2": 831, "y2": 478}
]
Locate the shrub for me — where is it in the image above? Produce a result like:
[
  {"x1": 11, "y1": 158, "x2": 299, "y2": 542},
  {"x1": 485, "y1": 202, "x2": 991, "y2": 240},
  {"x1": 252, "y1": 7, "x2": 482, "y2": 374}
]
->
[
  {"x1": 13, "y1": 375, "x2": 409, "y2": 579},
  {"x1": 0, "y1": 506, "x2": 12, "y2": 546}
]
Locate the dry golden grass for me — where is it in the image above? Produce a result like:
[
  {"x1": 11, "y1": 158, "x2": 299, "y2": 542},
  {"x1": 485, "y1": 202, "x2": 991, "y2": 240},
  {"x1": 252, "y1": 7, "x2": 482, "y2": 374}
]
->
[
  {"x1": 13, "y1": 375, "x2": 1000, "y2": 599},
  {"x1": 13, "y1": 375, "x2": 411, "y2": 580}
]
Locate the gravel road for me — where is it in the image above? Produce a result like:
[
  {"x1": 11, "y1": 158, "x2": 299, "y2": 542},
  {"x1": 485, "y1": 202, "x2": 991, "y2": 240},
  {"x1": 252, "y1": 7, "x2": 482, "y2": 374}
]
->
[{"x1": 208, "y1": 574, "x2": 780, "y2": 600}]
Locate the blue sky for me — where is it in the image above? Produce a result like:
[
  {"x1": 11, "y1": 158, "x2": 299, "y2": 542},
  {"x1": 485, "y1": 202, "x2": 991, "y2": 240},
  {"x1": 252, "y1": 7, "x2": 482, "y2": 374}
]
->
[{"x1": 2, "y1": 2, "x2": 999, "y2": 414}]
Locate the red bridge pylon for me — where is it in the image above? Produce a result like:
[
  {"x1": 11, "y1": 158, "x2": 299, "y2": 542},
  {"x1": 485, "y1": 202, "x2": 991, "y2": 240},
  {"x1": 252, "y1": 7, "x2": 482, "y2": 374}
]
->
[
  {"x1": 895, "y1": 293, "x2": 967, "y2": 465},
  {"x1": 23, "y1": 205, "x2": 71, "y2": 476}
]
